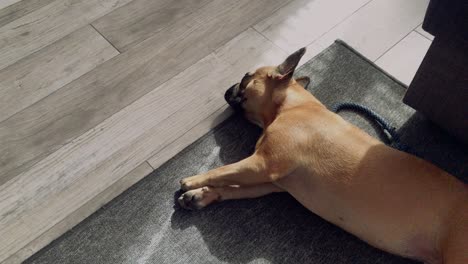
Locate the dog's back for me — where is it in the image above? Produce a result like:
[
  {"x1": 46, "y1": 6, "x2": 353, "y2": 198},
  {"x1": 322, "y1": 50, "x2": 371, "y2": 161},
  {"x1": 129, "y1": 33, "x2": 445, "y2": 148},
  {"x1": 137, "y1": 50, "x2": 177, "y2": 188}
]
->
[{"x1": 271, "y1": 86, "x2": 468, "y2": 264}]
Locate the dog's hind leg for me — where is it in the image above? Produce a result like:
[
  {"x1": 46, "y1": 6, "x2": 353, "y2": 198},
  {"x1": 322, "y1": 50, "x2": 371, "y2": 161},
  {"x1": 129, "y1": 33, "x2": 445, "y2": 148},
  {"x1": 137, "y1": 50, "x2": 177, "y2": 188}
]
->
[
  {"x1": 178, "y1": 183, "x2": 284, "y2": 210},
  {"x1": 180, "y1": 153, "x2": 292, "y2": 191}
]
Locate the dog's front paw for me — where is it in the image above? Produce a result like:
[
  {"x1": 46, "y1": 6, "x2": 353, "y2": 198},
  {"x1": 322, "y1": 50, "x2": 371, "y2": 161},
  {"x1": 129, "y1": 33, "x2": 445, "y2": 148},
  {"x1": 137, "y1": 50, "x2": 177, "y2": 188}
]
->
[
  {"x1": 179, "y1": 176, "x2": 203, "y2": 191},
  {"x1": 178, "y1": 187, "x2": 220, "y2": 210},
  {"x1": 179, "y1": 178, "x2": 191, "y2": 191}
]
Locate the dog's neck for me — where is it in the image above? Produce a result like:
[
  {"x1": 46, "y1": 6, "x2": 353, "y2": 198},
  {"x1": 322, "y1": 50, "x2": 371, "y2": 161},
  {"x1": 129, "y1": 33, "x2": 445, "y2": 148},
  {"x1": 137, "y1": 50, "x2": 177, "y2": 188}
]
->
[{"x1": 260, "y1": 82, "x2": 324, "y2": 128}]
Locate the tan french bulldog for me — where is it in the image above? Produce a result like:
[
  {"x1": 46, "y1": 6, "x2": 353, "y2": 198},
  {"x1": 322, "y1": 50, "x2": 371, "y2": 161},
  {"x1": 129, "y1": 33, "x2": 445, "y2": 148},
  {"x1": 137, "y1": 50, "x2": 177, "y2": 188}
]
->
[{"x1": 178, "y1": 48, "x2": 468, "y2": 264}]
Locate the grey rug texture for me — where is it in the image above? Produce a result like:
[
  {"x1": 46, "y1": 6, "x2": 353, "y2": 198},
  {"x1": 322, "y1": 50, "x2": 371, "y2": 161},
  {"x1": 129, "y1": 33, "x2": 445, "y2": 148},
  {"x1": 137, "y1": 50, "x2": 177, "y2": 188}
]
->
[{"x1": 26, "y1": 40, "x2": 467, "y2": 264}]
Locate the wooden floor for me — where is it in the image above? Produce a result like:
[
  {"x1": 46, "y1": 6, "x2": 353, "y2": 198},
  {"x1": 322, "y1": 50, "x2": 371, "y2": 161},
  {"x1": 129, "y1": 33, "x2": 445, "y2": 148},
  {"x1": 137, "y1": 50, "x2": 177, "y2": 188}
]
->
[{"x1": 0, "y1": 0, "x2": 432, "y2": 262}]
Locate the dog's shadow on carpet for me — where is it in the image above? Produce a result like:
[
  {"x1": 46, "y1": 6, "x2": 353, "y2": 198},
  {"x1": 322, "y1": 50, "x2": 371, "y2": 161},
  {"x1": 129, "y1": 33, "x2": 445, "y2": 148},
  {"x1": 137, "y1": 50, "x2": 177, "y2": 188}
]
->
[
  {"x1": 169, "y1": 113, "x2": 416, "y2": 264},
  {"x1": 170, "y1": 192, "x2": 416, "y2": 264}
]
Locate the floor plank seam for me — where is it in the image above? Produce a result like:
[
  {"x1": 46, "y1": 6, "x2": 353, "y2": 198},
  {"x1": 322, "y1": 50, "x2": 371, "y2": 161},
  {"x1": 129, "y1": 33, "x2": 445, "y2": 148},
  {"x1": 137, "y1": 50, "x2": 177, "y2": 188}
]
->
[
  {"x1": 373, "y1": 22, "x2": 422, "y2": 62},
  {"x1": 145, "y1": 161, "x2": 155, "y2": 171},
  {"x1": 299, "y1": 0, "x2": 374, "y2": 52},
  {"x1": 89, "y1": 0, "x2": 215, "y2": 53},
  {"x1": 251, "y1": 26, "x2": 287, "y2": 54},
  {"x1": 413, "y1": 28, "x2": 433, "y2": 41},
  {"x1": 90, "y1": 23, "x2": 121, "y2": 54},
  {"x1": 0, "y1": 0, "x2": 136, "y2": 72},
  {"x1": 0, "y1": 0, "x2": 52, "y2": 28},
  {"x1": 145, "y1": 104, "x2": 228, "y2": 170},
  {"x1": 210, "y1": 0, "x2": 294, "y2": 54},
  {"x1": 0, "y1": 24, "x2": 119, "y2": 126}
]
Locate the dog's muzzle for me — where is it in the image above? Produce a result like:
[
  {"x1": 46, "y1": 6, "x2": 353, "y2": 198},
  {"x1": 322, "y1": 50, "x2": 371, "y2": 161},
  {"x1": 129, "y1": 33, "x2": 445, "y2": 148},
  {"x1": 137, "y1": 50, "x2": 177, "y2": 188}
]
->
[{"x1": 224, "y1": 83, "x2": 243, "y2": 112}]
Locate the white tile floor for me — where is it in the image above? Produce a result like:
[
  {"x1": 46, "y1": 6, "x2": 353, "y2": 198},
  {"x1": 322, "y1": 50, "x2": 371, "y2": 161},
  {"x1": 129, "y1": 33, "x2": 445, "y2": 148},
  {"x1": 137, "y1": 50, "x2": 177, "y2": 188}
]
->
[{"x1": 376, "y1": 30, "x2": 432, "y2": 85}]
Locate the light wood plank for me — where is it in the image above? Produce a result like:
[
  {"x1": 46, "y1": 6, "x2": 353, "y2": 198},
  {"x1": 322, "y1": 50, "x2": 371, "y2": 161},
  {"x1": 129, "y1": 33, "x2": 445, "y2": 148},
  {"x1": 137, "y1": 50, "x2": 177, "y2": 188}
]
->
[
  {"x1": 0, "y1": 0, "x2": 289, "y2": 192},
  {"x1": 0, "y1": 0, "x2": 22, "y2": 10},
  {"x1": 254, "y1": 0, "x2": 371, "y2": 53},
  {"x1": 0, "y1": 28, "x2": 285, "y2": 262},
  {"x1": 300, "y1": 0, "x2": 429, "y2": 63},
  {"x1": 147, "y1": 105, "x2": 232, "y2": 169},
  {"x1": 0, "y1": 0, "x2": 133, "y2": 71},
  {"x1": 3, "y1": 162, "x2": 153, "y2": 264},
  {"x1": 0, "y1": 0, "x2": 54, "y2": 28},
  {"x1": 0, "y1": 25, "x2": 119, "y2": 123},
  {"x1": 415, "y1": 24, "x2": 434, "y2": 40},
  {"x1": 376, "y1": 31, "x2": 431, "y2": 85},
  {"x1": 92, "y1": 0, "x2": 212, "y2": 52}
]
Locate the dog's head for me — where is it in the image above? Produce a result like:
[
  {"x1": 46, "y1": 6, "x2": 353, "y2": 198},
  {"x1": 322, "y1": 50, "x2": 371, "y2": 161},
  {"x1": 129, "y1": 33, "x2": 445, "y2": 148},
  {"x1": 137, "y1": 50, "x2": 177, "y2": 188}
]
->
[{"x1": 224, "y1": 47, "x2": 310, "y2": 127}]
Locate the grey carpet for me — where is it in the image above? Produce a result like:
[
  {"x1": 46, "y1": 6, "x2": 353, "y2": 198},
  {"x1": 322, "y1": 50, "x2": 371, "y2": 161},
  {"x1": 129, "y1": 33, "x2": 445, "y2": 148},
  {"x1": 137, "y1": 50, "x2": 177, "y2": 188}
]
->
[{"x1": 26, "y1": 40, "x2": 467, "y2": 264}]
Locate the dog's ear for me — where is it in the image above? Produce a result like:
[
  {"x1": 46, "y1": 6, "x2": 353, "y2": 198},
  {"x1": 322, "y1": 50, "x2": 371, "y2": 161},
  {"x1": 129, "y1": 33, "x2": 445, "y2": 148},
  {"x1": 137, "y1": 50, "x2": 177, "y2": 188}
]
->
[
  {"x1": 269, "y1": 47, "x2": 306, "y2": 81},
  {"x1": 295, "y1": 76, "x2": 310, "y2": 88}
]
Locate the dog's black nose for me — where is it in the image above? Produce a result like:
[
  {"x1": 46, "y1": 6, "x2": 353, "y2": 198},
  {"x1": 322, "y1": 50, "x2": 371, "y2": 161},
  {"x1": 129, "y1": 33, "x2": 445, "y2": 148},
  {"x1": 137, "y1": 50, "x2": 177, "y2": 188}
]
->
[
  {"x1": 224, "y1": 84, "x2": 235, "y2": 103},
  {"x1": 224, "y1": 83, "x2": 242, "y2": 111}
]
